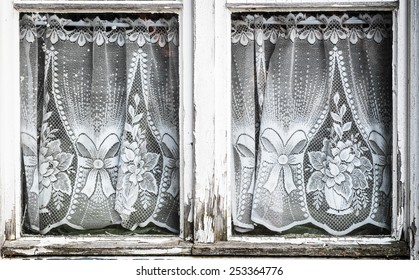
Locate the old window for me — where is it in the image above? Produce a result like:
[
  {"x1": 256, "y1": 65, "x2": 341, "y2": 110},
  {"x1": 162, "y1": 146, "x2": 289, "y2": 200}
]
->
[
  {"x1": 1, "y1": 0, "x2": 418, "y2": 259},
  {"x1": 1, "y1": 0, "x2": 194, "y2": 256},
  {"x1": 231, "y1": 12, "x2": 393, "y2": 236},
  {"x1": 20, "y1": 13, "x2": 181, "y2": 235}
]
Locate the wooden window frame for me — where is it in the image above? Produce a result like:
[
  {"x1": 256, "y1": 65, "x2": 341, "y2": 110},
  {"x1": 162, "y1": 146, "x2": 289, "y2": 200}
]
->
[
  {"x1": 191, "y1": 0, "x2": 414, "y2": 258},
  {"x1": 0, "y1": 0, "x2": 417, "y2": 259},
  {"x1": 0, "y1": 0, "x2": 195, "y2": 257}
]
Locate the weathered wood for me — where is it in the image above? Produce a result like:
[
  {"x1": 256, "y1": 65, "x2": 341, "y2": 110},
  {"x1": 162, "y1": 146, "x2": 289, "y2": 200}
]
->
[
  {"x1": 193, "y1": 0, "x2": 228, "y2": 243},
  {"x1": 179, "y1": 0, "x2": 195, "y2": 241},
  {"x1": 13, "y1": 0, "x2": 183, "y2": 12},
  {"x1": 2, "y1": 237, "x2": 193, "y2": 257},
  {"x1": 213, "y1": 0, "x2": 230, "y2": 242},
  {"x1": 409, "y1": 0, "x2": 419, "y2": 260},
  {"x1": 0, "y1": 0, "x2": 21, "y2": 246},
  {"x1": 227, "y1": 0, "x2": 397, "y2": 3},
  {"x1": 226, "y1": 1, "x2": 398, "y2": 11},
  {"x1": 2, "y1": 237, "x2": 409, "y2": 258},
  {"x1": 1, "y1": 0, "x2": 416, "y2": 260},
  {"x1": 392, "y1": 1, "x2": 409, "y2": 242},
  {"x1": 192, "y1": 241, "x2": 409, "y2": 259}
]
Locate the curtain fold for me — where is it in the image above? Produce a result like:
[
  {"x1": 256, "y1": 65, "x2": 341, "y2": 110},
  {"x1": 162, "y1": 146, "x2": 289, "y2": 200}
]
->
[
  {"x1": 20, "y1": 14, "x2": 179, "y2": 234},
  {"x1": 231, "y1": 13, "x2": 392, "y2": 235}
]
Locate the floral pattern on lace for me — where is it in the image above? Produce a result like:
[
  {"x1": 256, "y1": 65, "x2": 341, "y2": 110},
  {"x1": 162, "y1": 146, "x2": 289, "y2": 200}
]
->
[
  {"x1": 20, "y1": 14, "x2": 179, "y2": 47},
  {"x1": 116, "y1": 92, "x2": 160, "y2": 218},
  {"x1": 307, "y1": 93, "x2": 372, "y2": 216},
  {"x1": 231, "y1": 13, "x2": 391, "y2": 46},
  {"x1": 38, "y1": 93, "x2": 74, "y2": 213}
]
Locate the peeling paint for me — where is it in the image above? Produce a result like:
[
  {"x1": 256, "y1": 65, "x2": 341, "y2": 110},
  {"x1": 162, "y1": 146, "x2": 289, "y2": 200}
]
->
[
  {"x1": 1, "y1": 238, "x2": 409, "y2": 258},
  {"x1": 183, "y1": 194, "x2": 194, "y2": 241},
  {"x1": 409, "y1": 217, "x2": 418, "y2": 259},
  {"x1": 5, "y1": 218, "x2": 16, "y2": 241}
]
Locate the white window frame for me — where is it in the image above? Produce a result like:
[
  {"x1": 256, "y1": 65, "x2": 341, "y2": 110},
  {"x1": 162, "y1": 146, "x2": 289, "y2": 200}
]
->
[
  {"x1": 0, "y1": 0, "x2": 417, "y2": 259},
  {"x1": 0, "y1": 0, "x2": 195, "y2": 257},
  {"x1": 191, "y1": 0, "x2": 415, "y2": 258}
]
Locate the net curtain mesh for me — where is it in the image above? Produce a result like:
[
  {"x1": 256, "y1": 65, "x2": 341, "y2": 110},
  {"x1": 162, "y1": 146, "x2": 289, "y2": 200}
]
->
[
  {"x1": 231, "y1": 13, "x2": 392, "y2": 235},
  {"x1": 20, "y1": 14, "x2": 180, "y2": 234}
]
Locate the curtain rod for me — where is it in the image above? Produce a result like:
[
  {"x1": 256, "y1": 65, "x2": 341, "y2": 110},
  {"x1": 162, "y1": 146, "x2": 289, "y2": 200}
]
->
[
  {"x1": 244, "y1": 16, "x2": 391, "y2": 26},
  {"x1": 32, "y1": 20, "x2": 168, "y2": 28}
]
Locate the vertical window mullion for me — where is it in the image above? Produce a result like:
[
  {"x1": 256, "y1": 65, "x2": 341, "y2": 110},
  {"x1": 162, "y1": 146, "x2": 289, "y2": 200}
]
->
[
  {"x1": 0, "y1": 0, "x2": 21, "y2": 242},
  {"x1": 192, "y1": 0, "x2": 231, "y2": 242},
  {"x1": 408, "y1": 0, "x2": 419, "y2": 260},
  {"x1": 179, "y1": 0, "x2": 194, "y2": 240}
]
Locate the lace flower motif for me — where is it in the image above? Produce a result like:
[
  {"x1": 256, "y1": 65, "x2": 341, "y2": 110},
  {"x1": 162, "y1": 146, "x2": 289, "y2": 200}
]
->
[
  {"x1": 232, "y1": 20, "x2": 254, "y2": 46},
  {"x1": 307, "y1": 93, "x2": 372, "y2": 214},
  {"x1": 20, "y1": 16, "x2": 38, "y2": 43},
  {"x1": 362, "y1": 14, "x2": 389, "y2": 44},
  {"x1": 127, "y1": 19, "x2": 152, "y2": 47},
  {"x1": 38, "y1": 139, "x2": 73, "y2": 209},
  {"x1": 69, "y1": 28, "x2": 93, "y2": 47},
  {"x1": 121, "y1": 141, "x2": 159, "y2": 195},
  {"x1": 321, "y1": 15, "x2": 348, "y2": 45},
  {"x1": 45, "y1": 15, "x2": 69, "y2": 44}
]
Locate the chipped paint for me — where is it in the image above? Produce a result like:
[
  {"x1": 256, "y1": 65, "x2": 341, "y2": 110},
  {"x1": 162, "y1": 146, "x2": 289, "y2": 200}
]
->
[
  {"x1": 13, "y1": 0, "x2": 183, "y2": 12},
  {"x1": 409, "y1": 0, "x2": 419, "y2": 260},
  {"x1": 230, "y1": 236, "x2": 399, "y2": 245},
  {"x1": 1, "y1": 0, "x2": 418, "y2": 259}
]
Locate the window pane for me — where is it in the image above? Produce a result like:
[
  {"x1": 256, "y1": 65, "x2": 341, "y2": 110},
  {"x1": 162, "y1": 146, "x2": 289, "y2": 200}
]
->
[
  {"x1": 231, "y1": 13, "x2": 392, "y2": 235},
  {"x1": 20, "y1": 13, "x2": 180, "y2": 234}
]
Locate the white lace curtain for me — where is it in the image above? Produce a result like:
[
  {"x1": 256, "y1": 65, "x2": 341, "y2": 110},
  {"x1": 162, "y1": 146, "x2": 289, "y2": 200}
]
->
[
  {"x1": 232, "y1": 13, "x2": 392, "y2": 235},
  {"x1": 20, "y1": 14, "x2": 180, "y2": 234}
]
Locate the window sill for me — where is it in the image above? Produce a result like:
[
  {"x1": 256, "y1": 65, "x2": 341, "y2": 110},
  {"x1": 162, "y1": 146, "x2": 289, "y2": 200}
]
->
[
  {"x1": 192, "y1": 241, "x2": 409, "y2": 259},
  {"x1": 1, "y1": 236, "x2": 193, "y2": 258},
  {"x1": 2, "y1": 237, "x2": 409, "y2": 259}
]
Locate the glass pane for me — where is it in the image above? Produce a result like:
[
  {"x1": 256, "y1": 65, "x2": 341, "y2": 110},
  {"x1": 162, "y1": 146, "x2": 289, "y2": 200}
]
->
[
  {"x1": 231, "y1": 12, "x2": 392, "y2": 236},
  {"x1": 20, "y1": 13, "x2": 180, "y2": 235}
]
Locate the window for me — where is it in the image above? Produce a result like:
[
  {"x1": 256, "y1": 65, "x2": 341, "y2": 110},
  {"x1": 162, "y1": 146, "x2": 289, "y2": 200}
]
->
[
  {"x1": 20, "y1": 12, "x2": 181, "y2": 235},
  {"x1": 0, "y1": 0, "x2": 418, "y2": 259},
  {"x1": 1, "y1": 0, "x2": 195, "y2": 256},
  {"x1": 231, "y1": 12, "x2": 393, "y2": 236}
]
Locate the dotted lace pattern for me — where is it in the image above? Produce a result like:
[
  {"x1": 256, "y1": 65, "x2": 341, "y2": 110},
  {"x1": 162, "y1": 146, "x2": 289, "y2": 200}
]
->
[
  {"x1": 232, "y1": 13, "x2": 392, "y2": 235},
  {"x1": 20, "y1": 14, "x2": 180, "y2": 234}
]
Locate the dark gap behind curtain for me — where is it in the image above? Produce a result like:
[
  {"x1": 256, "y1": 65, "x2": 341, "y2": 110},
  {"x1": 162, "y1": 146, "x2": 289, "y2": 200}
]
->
[
  {"x1": 20, "y1": 13, "x2": 180, "y2": 235},
  {"x1": 231, "y1": 12, "x2": 392, "y2": 236}
]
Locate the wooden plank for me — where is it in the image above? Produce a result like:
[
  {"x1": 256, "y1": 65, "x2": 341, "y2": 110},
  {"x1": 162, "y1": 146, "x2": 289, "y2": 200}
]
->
[
  {"x1": 192, "y1": 0, "x2": 230, "y2": 243},
  {"x1": 226, "y1": 0, "x2": 398, "y2": 11},
  {"x1": 392, "y1": 1, "x2": 409, "y2": 242},
  {"x1": 192, "y1": 241, "x2": 409, "y2": 258},
  {"x1": 2, "y1": 237, "x2": 409, "y2": 258},
  {"x1": 0, "y1": 0, "x2": 21, "y2": 245},
  {"x1": 213, "y1": 0, "x2": 230, "y2": 242},
  {"x1": 192, "y1": 0, "x2": 217, "y2": 243},
  {"x1": 179, "y1": 0, "x2": 194, "y2": 241},
  {"x1": 2, "y1": 237, "x2": 192, "y2": 257},
  {"x1": 227, "y1": 0, "x2": 397, "y2": 3},
  {"x1": 13, "y1": 0, "x2": 183, "y2": 12},
  {"x1": 409, "y1": 0, "x2": 419, "y2": 260}
]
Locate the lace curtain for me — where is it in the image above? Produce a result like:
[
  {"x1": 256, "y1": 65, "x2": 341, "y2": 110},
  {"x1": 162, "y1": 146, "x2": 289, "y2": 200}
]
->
[
  {"x1": 20, "y1": 14, "x2": 180, "y2": 234},
  {"x1": 232, "y1": 13, "x2": 392, "y2": 235}
]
